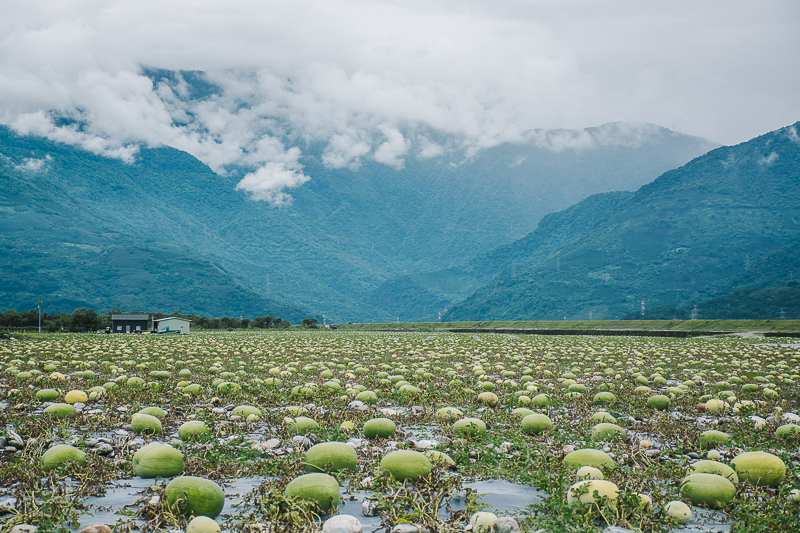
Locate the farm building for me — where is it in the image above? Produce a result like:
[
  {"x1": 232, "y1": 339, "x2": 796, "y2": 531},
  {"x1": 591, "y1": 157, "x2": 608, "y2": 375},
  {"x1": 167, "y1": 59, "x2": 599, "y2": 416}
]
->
[
  {"x1": 154, "y1": 317, "x2": 191, "y2": 334},
  {"x1": 111, "y1": 314, "x2": 149, "y2": 333}
]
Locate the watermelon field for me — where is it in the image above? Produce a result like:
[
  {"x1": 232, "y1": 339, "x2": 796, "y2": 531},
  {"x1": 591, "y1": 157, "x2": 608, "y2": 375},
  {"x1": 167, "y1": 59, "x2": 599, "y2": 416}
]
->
[{"x1": 0, "y1": 330, "x2": 798, "y2": 533}]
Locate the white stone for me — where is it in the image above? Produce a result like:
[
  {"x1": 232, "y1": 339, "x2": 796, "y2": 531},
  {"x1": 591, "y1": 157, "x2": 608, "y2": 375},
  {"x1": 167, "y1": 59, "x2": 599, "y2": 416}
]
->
[
  {"x1": 391, "y1": 524, "x2": 420, "y2": 533},
  {"x1": 361, "y1": 498, "x2": 380, "y2": 516},
  {"x1": 322, "y1": 514, "x2": 362, "y2": 533},
  {"x1": 348, "y1": 401, "x2": 368, "y2": 412},
  {"x1": 495, "y1": 517, "x2": 520, "y2": 532}
]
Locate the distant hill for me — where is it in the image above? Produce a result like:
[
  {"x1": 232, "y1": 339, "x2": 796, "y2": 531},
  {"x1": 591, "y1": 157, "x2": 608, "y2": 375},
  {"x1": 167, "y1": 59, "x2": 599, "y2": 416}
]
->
[
  {"x1": 0, "y1": 142, "x2": 311, "y2": 321},
  {"x1": 0, "y1": 119, "x2": 717, "y2": 321},
  {"x1": 444, "y1": 122, "x2": 800, "y2": 321},
  {"x1": 624, "y1": 242, "x2": 800, "y2": 320}
]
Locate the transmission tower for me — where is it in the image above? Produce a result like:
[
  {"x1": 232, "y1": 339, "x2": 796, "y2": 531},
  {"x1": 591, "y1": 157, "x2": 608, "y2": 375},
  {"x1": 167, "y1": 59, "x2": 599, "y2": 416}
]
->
[{"x1": 641, "y1": 299, "x2": 646, "y2": 316}]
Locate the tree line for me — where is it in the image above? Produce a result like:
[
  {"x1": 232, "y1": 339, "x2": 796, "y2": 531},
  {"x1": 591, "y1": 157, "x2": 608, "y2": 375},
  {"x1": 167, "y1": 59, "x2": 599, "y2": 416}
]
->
[{"x1": 0, "y1": 308, "x2": 295, "y2": 333}]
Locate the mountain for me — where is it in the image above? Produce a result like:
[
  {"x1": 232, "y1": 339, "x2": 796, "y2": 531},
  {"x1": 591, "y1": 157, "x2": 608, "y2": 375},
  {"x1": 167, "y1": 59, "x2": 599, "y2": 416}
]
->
[
  {"x1": 0, "y1": 120, "x2": 717, "y2": 321},
  {"x1": 368, "y1": 190, "x2": 634, "y2": 320},
  {"x1": 444, "y1": 122, "x2": 800, "y2": 321},
  {"x1": 0, "y1": 138, "x2": 311, "y2": 321}
]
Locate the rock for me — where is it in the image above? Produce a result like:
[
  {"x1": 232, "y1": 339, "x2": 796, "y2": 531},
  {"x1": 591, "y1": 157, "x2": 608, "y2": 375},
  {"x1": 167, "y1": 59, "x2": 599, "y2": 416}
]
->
[
  {"x1": 566, "y1": 480, "x2": 619, "y2": 506},
  {"x1": 602, "y1": 528, "x2": 637, "y2": 533},
  {"x1": 304, "y1": 441, "x2": 358, "y2": 473},
  {"x1": 664, "y1": 500, "x2": 691, "y2": 525},
  {"x1": 78, "y1": 526, "x2": 112, "y2": 533},
  {"x1": 41, "y1": 444, "x2": 87, "y2": 471},
  {"x1": 453, "y1": 417, "x2": 487, "y2": 438},
  {"x1": 363, "y1": 418, "x2": 397, "y2": 439},
  {"x1": 166, "y1": 476, "x2": 225, "y2": 517},
  {"x1": 563, "y1": 449, "x2": 615, "y2": 469},
  {"x1": 361, "y1": 498, "x2": 380, "y2": 516},
  {"x1": 132, "y1": 443, "x2": 184, "y2": 478},
  {"x1": 521, "y1": 413, "x2": 552, "y2": 435},
  {"x1": 264, "y1": 438, "x2": 281, "y2": 449},
  {"x1": 689, "y1": 460, "x2": 739, "y2": 483},
  {"x1": 494, "y1": 517, "x2": 520, "y2": 532},
  {"x1": 348, "y1": 400, "x2": 369, "y2": 412},
  {"x1": 94, "y1": 442, "x2": 114, "y2": 455},
  {"x1": 731, "y1": 451, "x2": 786, "y2": 487},
  {"x1": 178, "y1": 420, "x2": 210, "y2": 441},
  {"x1": 390, "y1": 525, "x2": 420, "y2": 533},
  {"x1": 186, "y1": 516, "x2": 221, "y2": 533},
  {"x1": 680, "y1": 473, "x2": 736, "y2": 508},
  {"x1": 7, "y1": 430, "x2": 24, "y2": 448},
  {"x1": 322, "y1": 514, "x2": 363, "y2": 533},
  {"x1": 380, "y1": 450, "x2": 432, "y2": 481},
  {"x1": 284, "y1": 473, "x2": 340, "y2": 512},
  {"x1": 10, "y1": 525, "x2": 37, "y2": 533}
]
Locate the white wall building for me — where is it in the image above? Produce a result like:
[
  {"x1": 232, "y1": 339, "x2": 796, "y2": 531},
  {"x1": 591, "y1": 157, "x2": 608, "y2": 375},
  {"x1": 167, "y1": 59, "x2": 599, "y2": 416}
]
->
[{"x1": 154, "y1": 317, "x2": 191, "y2": 334}]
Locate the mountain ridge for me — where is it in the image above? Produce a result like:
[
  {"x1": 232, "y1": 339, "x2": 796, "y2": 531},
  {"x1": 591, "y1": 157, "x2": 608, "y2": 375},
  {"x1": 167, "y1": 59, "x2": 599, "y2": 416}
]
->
[
  {"x1": 0, "y1": 120, "x2": 719, "y2": 321},
  {"x1": 443, "y1": 122, "x2": 800, "y2": 321}
]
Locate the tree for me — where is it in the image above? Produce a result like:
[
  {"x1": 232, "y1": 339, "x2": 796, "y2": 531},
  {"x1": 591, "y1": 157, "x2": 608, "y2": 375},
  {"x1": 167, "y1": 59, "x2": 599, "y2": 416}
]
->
[{"x1": 301, "y1": 318, "x2": 318, "y2": 328}]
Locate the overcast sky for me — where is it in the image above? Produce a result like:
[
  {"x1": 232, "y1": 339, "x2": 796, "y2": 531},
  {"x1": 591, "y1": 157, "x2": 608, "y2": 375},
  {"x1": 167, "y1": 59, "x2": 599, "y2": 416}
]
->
[{"x1": 2, "y1": 0, "x2": 799, "y2": 203}]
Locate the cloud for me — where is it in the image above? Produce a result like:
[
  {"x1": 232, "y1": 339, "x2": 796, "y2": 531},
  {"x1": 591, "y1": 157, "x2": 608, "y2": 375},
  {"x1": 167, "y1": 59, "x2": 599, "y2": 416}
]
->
[
  {"x1": 15, "y1": 154, "x2": 50, "y2": 172},
  {"x1": 0, "y1": 0, "x2": 798, "y2": 201},
  {"x1": 416, "y1": 135, "x2": 445, "y2": 159},
  {"x1": 234, "y1": 162, "x2": 311, "y2": 207},
  {"x1": 758, "y1": 152, "x2": 779, "y2": 166},
  {"x1": 373, "y1": 125, "x2": 410, "y2": 169},
  {"x1": 322, "y1": 132, "x2": 371, "y2": 170}
]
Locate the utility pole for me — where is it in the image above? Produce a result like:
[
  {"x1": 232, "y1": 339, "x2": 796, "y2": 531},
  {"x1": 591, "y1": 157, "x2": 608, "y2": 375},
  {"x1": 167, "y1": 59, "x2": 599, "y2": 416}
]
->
[
  {"x1": 38, "y1": 296, "x2": 42, "y2": 333},
  {"x1": 438, "y1": 311, "x2": 441, "y2": 323}
]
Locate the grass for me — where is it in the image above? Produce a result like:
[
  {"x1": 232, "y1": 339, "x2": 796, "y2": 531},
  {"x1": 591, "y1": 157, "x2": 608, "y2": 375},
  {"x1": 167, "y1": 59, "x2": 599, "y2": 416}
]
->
[
  {"x1": 0, "y1": 330, "x2": 798, "y2": 532},
  {"x1": 341, "y1": 319, "x2": 800, "y2": 334}
]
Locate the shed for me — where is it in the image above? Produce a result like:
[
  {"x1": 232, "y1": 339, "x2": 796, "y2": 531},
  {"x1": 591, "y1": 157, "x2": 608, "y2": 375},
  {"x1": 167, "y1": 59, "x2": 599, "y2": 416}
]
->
[
  {"x1": 111, "y1": 314, "x2": 149, "y2": 334},
  {"x1": 154, "y1": 317, "x2": 191, "y2": 334}
]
